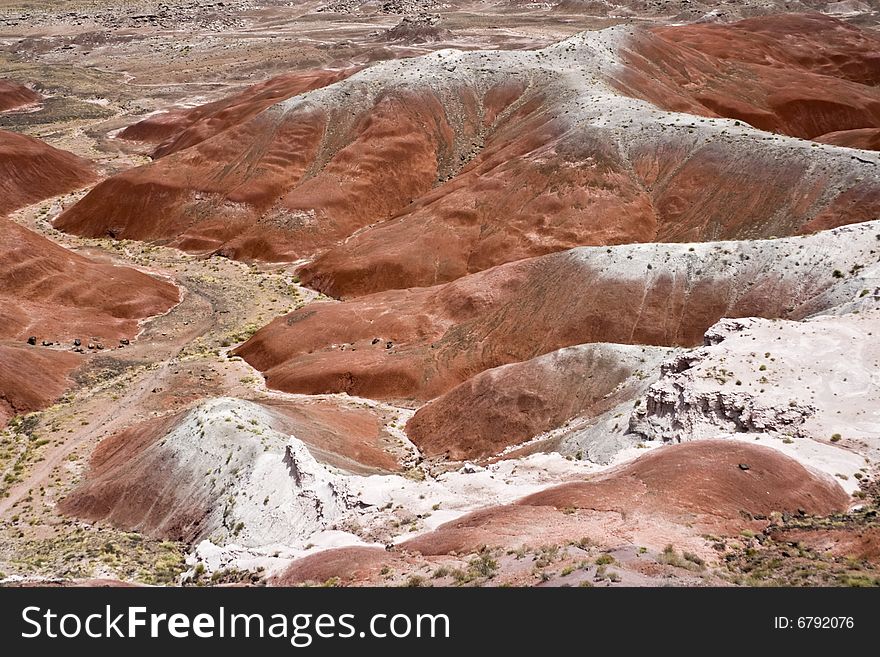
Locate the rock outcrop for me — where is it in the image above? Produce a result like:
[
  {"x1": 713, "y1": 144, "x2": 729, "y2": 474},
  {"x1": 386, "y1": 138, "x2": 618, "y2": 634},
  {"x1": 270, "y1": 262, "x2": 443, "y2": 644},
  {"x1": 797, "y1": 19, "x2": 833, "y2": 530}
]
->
[{"x1": 628, "y1": 310, "x2": 880, "y2": 451}]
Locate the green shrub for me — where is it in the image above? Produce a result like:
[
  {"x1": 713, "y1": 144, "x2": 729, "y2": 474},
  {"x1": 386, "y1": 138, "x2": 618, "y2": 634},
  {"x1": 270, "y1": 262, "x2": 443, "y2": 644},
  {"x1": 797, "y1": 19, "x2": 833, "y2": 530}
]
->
[{"x1": 595, "y1": 553, "x2": 616, "y2": 566}]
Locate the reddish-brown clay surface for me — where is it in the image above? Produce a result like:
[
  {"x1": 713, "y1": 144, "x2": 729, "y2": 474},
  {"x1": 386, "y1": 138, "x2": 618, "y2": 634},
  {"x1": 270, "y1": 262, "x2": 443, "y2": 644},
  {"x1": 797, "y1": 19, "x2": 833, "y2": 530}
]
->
[
  {"x1": 271, "y1": 547, "x2": 414, "y2": 585},
  {"x1": 56, "y1": 81, "x2": 516, "y2": 262},
  {"x1": 0, "y1": 79, "x2": 40, "y2": 112},
  {"x1": 301, "y1": 126, "x2": 877, "y2": 298},
  {"x1": 815, "y1": 127, "x2": 880, "y2": 150},
  {"x1": 259, "y1": 398, "x2": 401, "y2": 474},
  {"x1": 235, "y1": 240, "x2": 852, "y2": 403},
  {"x1": 0, "y1": 129, "x2": 97, "y2": 216},
  {"x1": 402, "y1": 441, "x2": 850, "y2": 555},
  {"x1": 800, "y1": 186, "x2": 880, "y2": 233},
  {"x1": 0, "y1": 130, "x2": 179, "y2": 424},
  {"x1": 0, "y1": 217, "x2": 179, "y2": 344},
  {"x1": 0, "y1": 344, "x2": 82, "y2": 424},
  {"x1": 297, "y1": 109, "x2": 658, "y2": 297},
  {"x1": 57, "y1": 412, "x2": 203, "y2": 540},
  {"x1": 614, "y1": 14, "x2": 880, "y2": 139},
  {"x1": 402, "y1": 504, "x2": 615, "y2": 556},
  {"x1": 407, "y1": 344, "x2": 656, "y2": 460},
  {"x1": 119, "y1": 67, "x2": 359, "y2": 158},
  {"x1": 519, "y1": 441, "x2": 848, "y2": 520}
]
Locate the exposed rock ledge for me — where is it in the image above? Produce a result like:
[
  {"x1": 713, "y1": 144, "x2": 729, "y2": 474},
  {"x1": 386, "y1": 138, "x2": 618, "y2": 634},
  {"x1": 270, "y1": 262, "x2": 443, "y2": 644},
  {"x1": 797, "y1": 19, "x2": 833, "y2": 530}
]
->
[{"x1": 628, "y1": 310, "x2": 880, "y2": 448}]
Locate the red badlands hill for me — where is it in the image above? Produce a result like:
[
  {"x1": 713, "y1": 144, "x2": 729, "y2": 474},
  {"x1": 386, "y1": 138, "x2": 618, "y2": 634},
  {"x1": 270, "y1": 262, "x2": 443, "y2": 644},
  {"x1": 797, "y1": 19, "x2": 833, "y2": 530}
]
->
[
  {"x1": 0, "y1": 129, "x2": 97, "y2": 216},
  {"x1": 272, "y1": 440, "x2": 851, "y2": 584},
  {"x1": 271, "y1": 547, "x2": 416, "y2": 587},
  {"x1": 59, "y1": 411, "x2": 196, "y2": 539},
  {"x1": 400, "y1": 441, "x2": 850, "y2": 556},
  {"x1": 299, "y1": 126, "x2": 878, "y2": 298},
  {"x1": 0, "y1": 130, "x2": 178, "y2": 423},
  {"x1": 0, "y1": 217, "x2": 178, "y2": 423},
  {"x1": 0, "y1": 80, "x2": 41, "y2": 112},
  {"x1": 235, "y1": 223, "x2": 875, "y2": 404},
  {"x1": 60, "y1": 397, "x2": 399, "y2": 542},
  {"x1": 56, "y1": 71, "x2": 524, "y2": 262},
  {"x1": 1, "y1": 128, "x2": 177, "y2": 345},
  {"x1": 815, "y1": 127, "x2": 880, "y2": 150},
  {"x1": 406, "y1": 343, "x2": 669, "y2": 460},
  {"x1": 119, "y1": 67, "x2": 359, "y2": 158},
  {"x1": 55, "y1": 17, "x2": 880, "y2": 284},
  {"x1": 0, "y1": 217, "x2": 179, "y2": 344},
  {"x1": 0, "y1": 345, "x2": 81, "y2": 425},
  {"x1": 614, "y1": 13, "x2": 880, "y2": 143},
  {"x1": 258, "y1": 397, "x2": 402, "y2": 474}
]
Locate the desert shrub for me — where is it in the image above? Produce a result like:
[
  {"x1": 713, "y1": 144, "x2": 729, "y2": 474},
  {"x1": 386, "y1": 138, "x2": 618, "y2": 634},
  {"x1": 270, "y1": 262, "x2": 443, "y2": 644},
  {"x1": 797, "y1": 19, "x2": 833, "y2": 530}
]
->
[{"x1": 658, "y1": 544, "x2": 705, "y2": 571}]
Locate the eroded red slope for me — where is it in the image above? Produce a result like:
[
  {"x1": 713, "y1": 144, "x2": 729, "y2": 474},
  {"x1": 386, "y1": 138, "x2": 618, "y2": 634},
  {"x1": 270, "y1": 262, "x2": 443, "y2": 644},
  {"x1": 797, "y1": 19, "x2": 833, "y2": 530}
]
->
[
  {"x1": 235, "y1": 224, "x2": 873, "y2": 403},
  {"x1": 0, "y1": 135, "x2": 176, "y2": 330},
  {"x1": 0, "y1": 218, "x2": 179, "y2": 343},
  {"x1": 613, "y1": 13, "x2": 880, "y2": 141},
  {"x1": 0, "y1": 131, "x2": 179, "y2": 423},
  {"x1": 57, "y1": 80, "x2": 516, "y2": 262},
  {"x1": 0, "y1": 345, "x2": 81, "y2": 425},
  {"x1": 271, "y1": 547, "x2": 418, "y2": 586},
  {"x1": 55, "y1": 19, "x2": 880, "y2": 292},
  {"x1": 119, "y1": 67, "x2": 359, "y2": 158},
  {"x1": 815, "y1": 127, "x2": 880, "y2": 150},
  {"x1": 0, "y1": 217, "x2": 178, "y2": 423},
  {"x1": 0, "y1": 129, "x2": 97, "y2": 216},
  {"x1": 406, "y1": 344, "x2": 666, "y2": 460},
  {"x1": 260, "y1": 398, "x2": 401, "y2": 474},
  {"x1": 301, "y1": 128, "x2": 875, "y2": 297},
  {"x1": 401, "y1": 441, "x2": 849, "y2": 555},
  {"x1": 0, "y1": 80, "x2": 41, "y2": 112}
]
